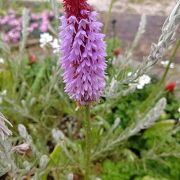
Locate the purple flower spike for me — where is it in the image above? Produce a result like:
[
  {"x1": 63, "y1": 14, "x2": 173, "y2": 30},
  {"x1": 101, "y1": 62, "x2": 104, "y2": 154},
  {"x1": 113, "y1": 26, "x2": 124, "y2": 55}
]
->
[{"x1": 60, "y1": 0, "x2": 106, "y2": 105}]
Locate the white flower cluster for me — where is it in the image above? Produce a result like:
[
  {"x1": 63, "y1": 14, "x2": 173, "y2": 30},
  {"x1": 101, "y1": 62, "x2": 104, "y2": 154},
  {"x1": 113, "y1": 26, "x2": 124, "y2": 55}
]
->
[
  {"x1": 67, "y1": 173, "x2": 74, "y2": 180},
  {"x1": 0, "y1": 58, "x2": 4, "y2": 64},
  {"x1": 161, "y1": 60, "x2": 174, "y2": 69},
  {"x1": 129, "y1": 73, "x2": 151, "y2": 90},
  {"x1": 137, "y1": 74, "x2": 151, "y2": 89},
  {"x1": 39, "y1": 33, "x2": 60, "y2": 54},
  {"x1": 40, "y1": 33, "x2": 53, "y2": 47},
  {"x1": 178, "y1": 107, "x2": 180, "y2": 121}
]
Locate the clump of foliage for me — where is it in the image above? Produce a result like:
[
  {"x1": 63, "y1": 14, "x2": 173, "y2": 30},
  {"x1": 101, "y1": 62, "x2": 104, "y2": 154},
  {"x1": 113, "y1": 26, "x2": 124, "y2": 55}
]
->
[{"x1": 100, "y1": 119, "x2": 180, "y2": 180}]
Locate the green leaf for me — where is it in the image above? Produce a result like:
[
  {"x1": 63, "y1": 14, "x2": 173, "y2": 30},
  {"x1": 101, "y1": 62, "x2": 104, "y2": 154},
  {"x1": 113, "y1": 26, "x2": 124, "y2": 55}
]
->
[
  {"x1": 48, "y1": 145, "x2": 61, "y2": 166},
  {"x1": 144, "y1": 120, "x2": 175, "y2": 138},
  {"x1": 40, "y1": 145, "x2": 61, "y2": 180},
  {"x1": 141, "y1": 175, "x2": 168, "y2": 180}
]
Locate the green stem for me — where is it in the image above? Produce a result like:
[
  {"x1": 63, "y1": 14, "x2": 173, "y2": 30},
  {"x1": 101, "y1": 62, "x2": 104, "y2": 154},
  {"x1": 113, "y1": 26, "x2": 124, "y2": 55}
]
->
[
  {"x1": 103, "y1": 0, "x2": 116, "y2": 35},
  {"x1": 160, "y1": 40, "x2": 180, "y2": 84},
  {"x1": 84, "y1": 105, "x2": 91, "y2": 180}
]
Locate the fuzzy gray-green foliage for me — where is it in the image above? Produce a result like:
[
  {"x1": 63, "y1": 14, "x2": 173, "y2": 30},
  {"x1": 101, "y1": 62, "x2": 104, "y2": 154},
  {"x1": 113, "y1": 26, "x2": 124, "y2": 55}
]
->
[
  {"x1": 49, "y1": 0, "x2": 59, "y2": 19},
  {"x1": 0, "y1": 112, "x2": 12, "y2": 140},
  {"x1": 124, "y1": 0, "x2": 180, "y2": 83},
  {"x1": 92, "y1": 98, "x2": 167, "y2": 160},
  {"x1": 0, "y1": 137, "x2": 17, "y2": 178},
  {"x1": 0, "y1": 123, "x2": 49, "y2": 179},
  {"x1": 105, "y1": 14, "x2": 147, "y2": 98},
  {"x1": 19, "y1": 8, "x2": 30, "y2": 54}
]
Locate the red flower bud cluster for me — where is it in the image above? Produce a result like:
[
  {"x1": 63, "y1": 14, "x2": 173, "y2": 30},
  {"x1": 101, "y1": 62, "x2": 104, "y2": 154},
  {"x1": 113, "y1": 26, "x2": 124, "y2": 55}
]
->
[
  {"x1": 63, "y1": 0, "x2": 91, "y2": 17},
  {"x1": 113, "y1": 48, "x2": 121, "y2": 57},
  {"x1": 165, "y1": 81, "x2": 176, "y2": 93}
]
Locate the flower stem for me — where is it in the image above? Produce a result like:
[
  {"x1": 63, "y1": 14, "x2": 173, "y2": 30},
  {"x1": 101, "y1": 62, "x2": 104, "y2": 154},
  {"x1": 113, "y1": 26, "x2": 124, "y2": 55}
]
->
[
  {"x1": 103, "y1": 0, "x2": 116, "y2": 35},
  {"x1": 84, "y1": 105, "x2": 91, "y2": 180},
  {"x1": 160, "y1": 40, "x2": 180, "y2": 84}
]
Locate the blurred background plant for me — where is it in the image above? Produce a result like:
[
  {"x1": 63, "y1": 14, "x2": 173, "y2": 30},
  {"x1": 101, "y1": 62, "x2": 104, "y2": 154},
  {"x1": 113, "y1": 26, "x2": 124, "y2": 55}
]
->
[{"x1": 0, "y1": 0, "x2": 180, "y2": 179}]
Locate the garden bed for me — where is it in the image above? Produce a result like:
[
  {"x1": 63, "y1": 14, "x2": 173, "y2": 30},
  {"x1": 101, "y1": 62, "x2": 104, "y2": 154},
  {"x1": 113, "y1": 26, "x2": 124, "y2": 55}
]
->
[{"x1": 0, "y1": 0, "x2": 180, "y2": 180}]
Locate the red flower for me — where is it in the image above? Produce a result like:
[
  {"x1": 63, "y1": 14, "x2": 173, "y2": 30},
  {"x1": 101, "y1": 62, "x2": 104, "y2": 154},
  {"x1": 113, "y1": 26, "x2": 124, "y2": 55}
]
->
[
  {"x1": 165, "y1": 81, "x2": 176, "y2": 92},
  {"x1": 113, "y1": 48, "x2": 121, "y2": 57},
  {"x1": 63, "y1": 0, "x2": 91, "y2": 17},
  {"x1": 28, "y1": 54, "x2": 37, "y2": 65}
]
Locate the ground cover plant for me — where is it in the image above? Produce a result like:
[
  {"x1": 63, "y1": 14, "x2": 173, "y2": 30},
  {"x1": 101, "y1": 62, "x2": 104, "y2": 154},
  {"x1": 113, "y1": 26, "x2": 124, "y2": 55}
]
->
[{"x1": 0, "y1": 0, "x2": 180, "y2": 179}]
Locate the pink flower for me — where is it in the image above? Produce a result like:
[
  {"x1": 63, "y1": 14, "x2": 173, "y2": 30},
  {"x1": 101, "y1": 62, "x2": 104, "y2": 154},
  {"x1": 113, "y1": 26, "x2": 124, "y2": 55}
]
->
[{"x1": 60, "y1": 0, "x2": 106, "y2": 105}]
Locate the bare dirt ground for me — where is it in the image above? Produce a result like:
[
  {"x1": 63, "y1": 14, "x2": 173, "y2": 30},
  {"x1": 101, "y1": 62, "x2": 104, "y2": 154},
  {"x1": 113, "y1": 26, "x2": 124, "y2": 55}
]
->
[{"x1": 89, "y1": 0, "x2": 176, "y2": 16}]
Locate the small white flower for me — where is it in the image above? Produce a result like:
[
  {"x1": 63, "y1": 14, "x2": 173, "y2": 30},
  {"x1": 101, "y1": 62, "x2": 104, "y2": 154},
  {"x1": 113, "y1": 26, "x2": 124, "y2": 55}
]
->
[
  {"x1": 161, "y1": 61, "x2": 168, "y2": 66},
  {"x1": 128, "y1": 72, "x2": 132, "y2": 77},
  {"x1": 139, "y1": 74, "x2": 151, "y2": 85},
  {"x1": 1, "y1": 89, "x2": 7, "y2": 96},
  {"x1": 136, "y1": 74, "x2": 151, "y2": 90},
  {"x1": 39, "y1": 33, "x2": 53, "y2": 48},
  {"x1": 170, "y1": 64, "x2": 175, "y2": 68},
  {"x1": 178, "y1": 107, "x2": 180, "y2": 113},
  {"x1": 0, "y1": 58, "x2": 4, "y2": 64},
  {"x1": 161, "y1": 60, "x2": 174, "y2": 69},
  {"x1": 95, "y1": 178, "x2": 102, "y2": 180},
  {"x1": 137, "y1": 83, "x2": 144, "y2": 90},
  {"x1": 51, "y1": 38, "x2": 60, "y2": 54},
  {"x1": 67, "y1": 173, "x2": 74, "y2": 180}
]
